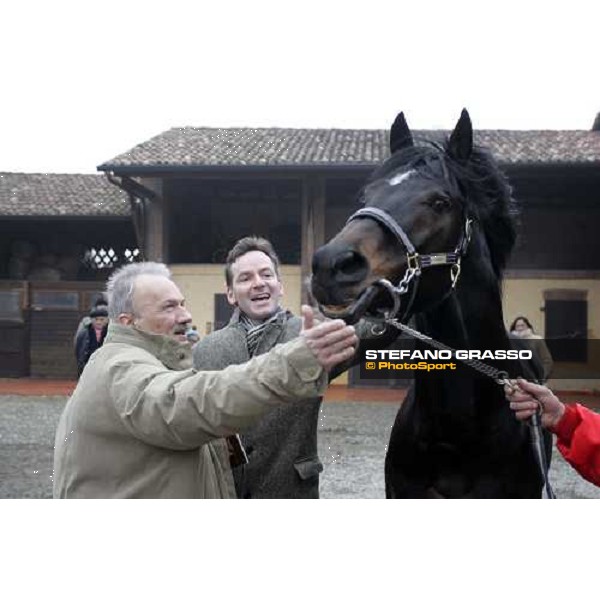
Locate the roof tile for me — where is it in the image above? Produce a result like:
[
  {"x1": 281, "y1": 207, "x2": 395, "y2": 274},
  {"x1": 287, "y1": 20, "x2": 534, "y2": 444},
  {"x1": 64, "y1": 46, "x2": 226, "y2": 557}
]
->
[
  {"x1": 0, "y1": 173, "x2": 131, "y2": 217},
  {"x1": 99, "y1": 126, "x2": 600, "y2": 169}
]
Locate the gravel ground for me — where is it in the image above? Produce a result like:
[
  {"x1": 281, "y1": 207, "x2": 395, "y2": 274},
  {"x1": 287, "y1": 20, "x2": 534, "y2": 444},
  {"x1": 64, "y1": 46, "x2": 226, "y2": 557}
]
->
[
  {"x1": 318, "y1": 401, "x2": 600, "y2": 499},
  {"x1": 1, "y1": 395, "x2": 599, "y2": 499},
  {"x1": 0, "y1": 396, "x2": 66, "y2": 499}
]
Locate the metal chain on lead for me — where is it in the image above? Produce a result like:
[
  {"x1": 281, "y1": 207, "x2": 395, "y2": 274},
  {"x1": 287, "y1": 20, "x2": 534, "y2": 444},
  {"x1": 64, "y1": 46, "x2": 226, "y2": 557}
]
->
[
  {"x1": 382, "y1": 317, "x2": 554, "y2": 498},
  {"x1": 381, "y1": 317, "x2": 511, "y2": 387}
]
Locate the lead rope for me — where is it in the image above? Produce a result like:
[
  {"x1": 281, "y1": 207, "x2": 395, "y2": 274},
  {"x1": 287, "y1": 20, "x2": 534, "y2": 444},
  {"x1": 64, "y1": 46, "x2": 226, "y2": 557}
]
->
[{"x1": 377, "y1": 317, "x2": 556, "y2": 499}]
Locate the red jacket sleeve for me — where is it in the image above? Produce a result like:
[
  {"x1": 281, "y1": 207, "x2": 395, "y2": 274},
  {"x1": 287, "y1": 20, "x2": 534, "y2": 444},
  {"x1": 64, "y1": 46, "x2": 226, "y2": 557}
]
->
[{"x1": 550, "y1": 403, "x2": 600, "y2": 487}]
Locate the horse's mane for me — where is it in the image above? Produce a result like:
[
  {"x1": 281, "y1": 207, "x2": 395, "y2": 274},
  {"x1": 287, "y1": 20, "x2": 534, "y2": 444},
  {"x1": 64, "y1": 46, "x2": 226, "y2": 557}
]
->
[{"x1": 365, "y1": 139, "x2": 518, "y2": 278}]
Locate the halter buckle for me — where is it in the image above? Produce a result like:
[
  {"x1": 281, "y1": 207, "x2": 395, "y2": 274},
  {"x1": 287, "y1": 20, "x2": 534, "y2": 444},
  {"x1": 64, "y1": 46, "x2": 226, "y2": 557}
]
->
[
  {"x1": 407, "y1": 253, "x2": 420, "y2": 271},
  {"x1": 450, "y1": 262, "x2": 461, "y2": 288},
  {"x1": 465, "y1": 218, "x2": 473, "y2": 244}
]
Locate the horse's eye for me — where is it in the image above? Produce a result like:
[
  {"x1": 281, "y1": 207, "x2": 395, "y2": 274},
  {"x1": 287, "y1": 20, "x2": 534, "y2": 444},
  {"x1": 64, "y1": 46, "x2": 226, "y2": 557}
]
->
[{"x1": 429, "y1": 196, "x2": 452, "y2": 212}]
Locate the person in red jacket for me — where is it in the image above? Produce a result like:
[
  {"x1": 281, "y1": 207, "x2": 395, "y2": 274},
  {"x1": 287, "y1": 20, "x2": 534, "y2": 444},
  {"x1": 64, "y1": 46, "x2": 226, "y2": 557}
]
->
[{"x1": 506, "y1": 378, "x2": 600, "y2": 487}]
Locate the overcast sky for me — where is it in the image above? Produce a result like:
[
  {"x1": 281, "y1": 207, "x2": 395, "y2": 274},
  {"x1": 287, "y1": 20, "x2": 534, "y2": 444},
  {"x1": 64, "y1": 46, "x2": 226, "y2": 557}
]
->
[{"x1": 2, "y1": 0, "x2": 598, "y2": 174}]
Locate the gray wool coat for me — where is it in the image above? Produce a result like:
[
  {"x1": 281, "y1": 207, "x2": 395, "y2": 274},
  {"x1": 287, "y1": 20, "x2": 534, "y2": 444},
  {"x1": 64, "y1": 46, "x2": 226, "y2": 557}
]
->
[
  {"x1": 193, "y1": 309, "x2": 398, "y2": 499},
  {"x1": 193, "y1": 310, "x2": 324, "y2": 499}
]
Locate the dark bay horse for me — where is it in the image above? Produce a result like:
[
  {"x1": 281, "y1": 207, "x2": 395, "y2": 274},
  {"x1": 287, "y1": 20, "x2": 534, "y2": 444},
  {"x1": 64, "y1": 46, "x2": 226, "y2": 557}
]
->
[{"x1": 311, "y1": 110, "x2": 549, "y2": 498}]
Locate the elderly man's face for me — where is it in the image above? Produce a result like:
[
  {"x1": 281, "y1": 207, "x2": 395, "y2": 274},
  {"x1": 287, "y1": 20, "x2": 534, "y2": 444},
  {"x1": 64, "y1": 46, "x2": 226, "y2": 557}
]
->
[{"x1": 129, "y1": 275, "x2": 192, "y2": 343}]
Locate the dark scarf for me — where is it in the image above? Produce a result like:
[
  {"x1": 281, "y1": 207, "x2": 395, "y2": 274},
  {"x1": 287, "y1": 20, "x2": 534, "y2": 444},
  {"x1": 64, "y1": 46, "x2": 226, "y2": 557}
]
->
[
  {"x1": 227, "y1": 306, "x2": 284, "y2": 471},
  {"x1": 239, "y1": 307, "x2": 284, "y2": 356}
]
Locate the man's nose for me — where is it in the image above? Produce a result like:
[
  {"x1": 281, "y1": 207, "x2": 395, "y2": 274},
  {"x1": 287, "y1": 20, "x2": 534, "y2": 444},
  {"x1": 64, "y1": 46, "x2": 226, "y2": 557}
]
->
[{"x1": 179, "y1": 307, "x2": 192, "y2": 323}]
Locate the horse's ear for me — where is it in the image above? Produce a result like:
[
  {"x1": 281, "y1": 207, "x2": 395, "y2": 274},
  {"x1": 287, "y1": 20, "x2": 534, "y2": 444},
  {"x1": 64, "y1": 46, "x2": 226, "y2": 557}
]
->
[
  {"x1": 390, "y1": 112, "x2": 413, "y2": 154},
  {"x1": 447, "y1": 108, "x2": 473, "y2": 160}
]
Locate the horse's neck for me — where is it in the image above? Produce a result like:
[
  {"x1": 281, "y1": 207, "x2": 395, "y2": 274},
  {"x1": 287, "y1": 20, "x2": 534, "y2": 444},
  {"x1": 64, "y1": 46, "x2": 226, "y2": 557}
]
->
[
  {"x1": 414, "y1": 283, "x2": 506, "y2": 418},
  {"x1": 460, "y1": 289, "x2": 508, "y2": 350},
  {"x1": 418, "y1": 253, "x2": 509, "y2": 351},
  {"x1": 416, "y1": 294, "x2": 467, "y2": 346},
  {"x1": 415, "y1": 254, "x2": 509, "y2": 383},
  {"x1": 412, "y1": 235, "x2": 514, "y2": 418},
  {"x1": 417, "y1": 290, "x2": 506, "y2": 350}
]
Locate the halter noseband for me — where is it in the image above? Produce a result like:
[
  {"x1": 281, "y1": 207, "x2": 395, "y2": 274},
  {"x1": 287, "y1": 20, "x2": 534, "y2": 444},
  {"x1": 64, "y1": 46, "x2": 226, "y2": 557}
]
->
[{"x1": 343, "y1": 206, "x2": 473, "y2": 321}]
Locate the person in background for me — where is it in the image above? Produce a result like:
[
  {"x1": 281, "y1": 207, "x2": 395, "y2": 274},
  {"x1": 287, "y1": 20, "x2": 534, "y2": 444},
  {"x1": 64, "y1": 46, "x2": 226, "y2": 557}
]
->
[
  {"x1": 506, "y1": 378, "x2": 600, "y2": 488},
  {"x1": 74, "y1": 306, "x2": 109, "y2": 377},
  {"x1": 509, "y1": 316, "x2": 553, "y2": 382},
  {"x1": 185, "y1": 325, "x2": 200, "y2": 346},
  {"x1": 53, "y1": 261, "x2": 357, "y2": 498},
  {"x1": 74, "y1": 295, "x2": 108, "y2": 345}
]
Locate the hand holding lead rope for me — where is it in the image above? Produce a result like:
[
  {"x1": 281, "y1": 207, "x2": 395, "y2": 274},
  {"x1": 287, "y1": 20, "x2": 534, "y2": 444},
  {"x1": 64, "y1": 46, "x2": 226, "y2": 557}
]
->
[{"x1": 504, "y1": 378, "x2": 566, "y2": 430}]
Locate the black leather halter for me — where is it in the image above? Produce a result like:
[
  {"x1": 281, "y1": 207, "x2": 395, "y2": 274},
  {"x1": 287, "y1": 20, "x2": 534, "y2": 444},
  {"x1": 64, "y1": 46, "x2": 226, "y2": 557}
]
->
[{"x1": 339, "y1": 205, "x2": 473, "y2": 322}]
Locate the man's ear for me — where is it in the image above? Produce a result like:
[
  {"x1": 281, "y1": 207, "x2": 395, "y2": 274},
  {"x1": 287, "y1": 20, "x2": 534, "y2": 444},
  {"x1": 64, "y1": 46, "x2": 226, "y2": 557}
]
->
[
  {"x1": 226, "y1": 287, "x2": 237, "y2": 306},
  {"x1": 118, "y1": 313, "x2": 134, "y2": 325}
]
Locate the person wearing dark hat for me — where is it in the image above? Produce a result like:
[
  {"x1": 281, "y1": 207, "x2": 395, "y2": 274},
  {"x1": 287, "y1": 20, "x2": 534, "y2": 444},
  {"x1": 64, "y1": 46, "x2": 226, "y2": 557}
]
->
[
  {"x1": 73, "y1": 295, "x2": 108, "y2": 346},
  {"x1": 75, "y1": 306, "x2": 109, "y2": 377}
]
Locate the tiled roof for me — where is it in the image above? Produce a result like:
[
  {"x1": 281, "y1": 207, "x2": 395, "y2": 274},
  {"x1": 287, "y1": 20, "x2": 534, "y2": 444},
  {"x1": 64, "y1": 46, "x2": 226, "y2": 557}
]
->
[
  {"x1": 99, "y1": 127, "x2": 600, "y2": 170},
  {"x1": 0, "y1": 173, "x2": 130, "y2": 217}
]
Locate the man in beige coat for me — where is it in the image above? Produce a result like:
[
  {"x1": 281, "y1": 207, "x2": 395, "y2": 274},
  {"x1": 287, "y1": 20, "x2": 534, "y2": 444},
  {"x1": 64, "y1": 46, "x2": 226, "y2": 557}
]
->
[{"x1": 53, "y1": 262, "x2": 357, "y2": 498}]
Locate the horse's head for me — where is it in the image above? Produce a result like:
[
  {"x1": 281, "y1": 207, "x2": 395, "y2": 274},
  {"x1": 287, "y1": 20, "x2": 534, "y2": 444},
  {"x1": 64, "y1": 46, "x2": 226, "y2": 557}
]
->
[{"x1": 311, "y1": 109, "x2": 516, "y2": 324}]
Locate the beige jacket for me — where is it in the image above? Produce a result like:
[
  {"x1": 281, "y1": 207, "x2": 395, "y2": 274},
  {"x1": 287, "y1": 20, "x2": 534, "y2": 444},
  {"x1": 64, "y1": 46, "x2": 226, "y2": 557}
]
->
[{"x1": 53, "y1": 323, "x2": 327, "y2": 498}]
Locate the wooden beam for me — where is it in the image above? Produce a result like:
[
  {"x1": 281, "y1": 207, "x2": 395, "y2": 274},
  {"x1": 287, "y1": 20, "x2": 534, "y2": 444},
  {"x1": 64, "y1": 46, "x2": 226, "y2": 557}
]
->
[
  {"x1": 301, "y1": 175, "x2": 326, "y2": 304},
  {"x1": 138, "y1": 178, "x2": 167, "y2": 262}
]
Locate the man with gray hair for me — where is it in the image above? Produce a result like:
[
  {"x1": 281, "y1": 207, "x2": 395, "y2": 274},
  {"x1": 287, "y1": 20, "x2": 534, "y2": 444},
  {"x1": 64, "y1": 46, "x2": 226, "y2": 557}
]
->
[{"x1": 53, "y1": 261, "x2": 357, "y2": 498}]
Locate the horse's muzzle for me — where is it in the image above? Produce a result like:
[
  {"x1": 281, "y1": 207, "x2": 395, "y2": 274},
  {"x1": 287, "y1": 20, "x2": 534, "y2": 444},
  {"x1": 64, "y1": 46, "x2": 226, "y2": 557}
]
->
[{"x1": 317, "y1": 285, "x2": 382, "y2": 324}]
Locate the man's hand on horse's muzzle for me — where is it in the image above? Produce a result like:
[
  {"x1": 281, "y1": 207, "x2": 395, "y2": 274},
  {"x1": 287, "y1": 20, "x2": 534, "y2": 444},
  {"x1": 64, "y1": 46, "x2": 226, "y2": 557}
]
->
[{"x1": 300, "y1": 305, "x2": 358, "y2": 372}]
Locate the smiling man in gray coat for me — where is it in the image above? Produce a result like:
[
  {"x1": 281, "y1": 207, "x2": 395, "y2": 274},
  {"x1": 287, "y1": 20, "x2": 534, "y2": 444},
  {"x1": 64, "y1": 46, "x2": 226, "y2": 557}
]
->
[{"x1": 193, "y1": 237, "x2": 395, "y2": 499}]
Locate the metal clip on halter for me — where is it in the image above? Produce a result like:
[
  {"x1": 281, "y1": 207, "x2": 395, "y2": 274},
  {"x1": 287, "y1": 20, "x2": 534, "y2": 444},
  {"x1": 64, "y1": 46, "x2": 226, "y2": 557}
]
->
[
  {"x1": 495, "y1": 370, "x2": 511, "y2": 388},
  {"x1": 374, "y1": 257, "x2": 420, "y2": 319},
  {"x1": 375, "y1": 279, "x2": 402, "y2": 319},
  {"x1": 450, "y1": 263, "x2": 461, "y2": 288},
  {"x1": 398, "y1": 253, "x2": 421, "y2": 294}
]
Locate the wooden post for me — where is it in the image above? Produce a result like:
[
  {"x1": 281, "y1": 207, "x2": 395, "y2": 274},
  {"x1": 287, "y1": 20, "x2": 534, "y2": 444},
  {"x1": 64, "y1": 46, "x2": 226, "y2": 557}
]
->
[
  {"x1": 301, "y1": 175, "x2": 326, "y2": 304},
  {"x1": 139, "y1": 178, "x2": 168, "y2": 262}
]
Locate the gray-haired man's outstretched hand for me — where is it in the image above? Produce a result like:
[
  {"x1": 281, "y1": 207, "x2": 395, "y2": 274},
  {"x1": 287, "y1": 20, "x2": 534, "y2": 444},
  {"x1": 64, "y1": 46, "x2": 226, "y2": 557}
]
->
[{"x1": 300, "y1": 305, "x2": 358, "y2": 372}]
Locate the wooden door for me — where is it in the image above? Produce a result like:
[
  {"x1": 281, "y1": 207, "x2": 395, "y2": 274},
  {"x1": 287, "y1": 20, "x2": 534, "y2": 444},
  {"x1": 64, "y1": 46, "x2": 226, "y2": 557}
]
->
[
  {"x1": 544, "y1": 289, "x2": 588, "y2": 363},
  {"x1": 29, "y1": 282, "x2": 104, "y2": 378},
  {"x1": 0, "y1": 282, "x2": 29, "y2": 377}
]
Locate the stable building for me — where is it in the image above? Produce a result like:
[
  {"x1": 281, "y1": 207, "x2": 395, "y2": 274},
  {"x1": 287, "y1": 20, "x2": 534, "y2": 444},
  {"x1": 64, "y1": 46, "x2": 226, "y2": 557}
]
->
[
  {"x1": 0, "y1": 173, "x2": 136, "y2": 377},
  {"x1": 1, "y1": 118, "x2": 599, "y2": 383},
  {"x1": 97, "y1": 121, "x2": 600, "y2": 387}
]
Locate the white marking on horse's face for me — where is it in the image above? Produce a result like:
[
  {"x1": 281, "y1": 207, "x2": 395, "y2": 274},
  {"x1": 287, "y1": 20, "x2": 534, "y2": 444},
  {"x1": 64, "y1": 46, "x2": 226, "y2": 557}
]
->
[{"x1": 388, "y1": 169, "x2": 416, "y2": 187}]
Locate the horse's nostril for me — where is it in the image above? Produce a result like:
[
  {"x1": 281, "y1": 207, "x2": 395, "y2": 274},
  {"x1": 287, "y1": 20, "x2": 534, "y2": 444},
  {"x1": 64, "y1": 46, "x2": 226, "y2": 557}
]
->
[
  {"x1": 312, "y1": 245, "x2": 369, "y2": 289},
  {"x1": 333, "y1": 251, "x2": 358, "y2": 274},
  {"x1": 332, "y1": 250, "x2": 368, "y2": 283}
]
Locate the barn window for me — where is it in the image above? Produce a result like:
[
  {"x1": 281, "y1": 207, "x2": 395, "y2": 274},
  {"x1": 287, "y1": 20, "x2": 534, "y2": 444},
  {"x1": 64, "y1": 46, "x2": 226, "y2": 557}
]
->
[
  {"x1": 0, "y1": 290, "x2": 22, "y2": 320},
  {"x1": 84, "y1": 247, "x2": 140, "y2": 270},
  {"x1": 124, "y1": 248, "x2": 140, "y2": 262},
  {"x1": 31, "y1": 291, "x2": 79, "y2": 310}
]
